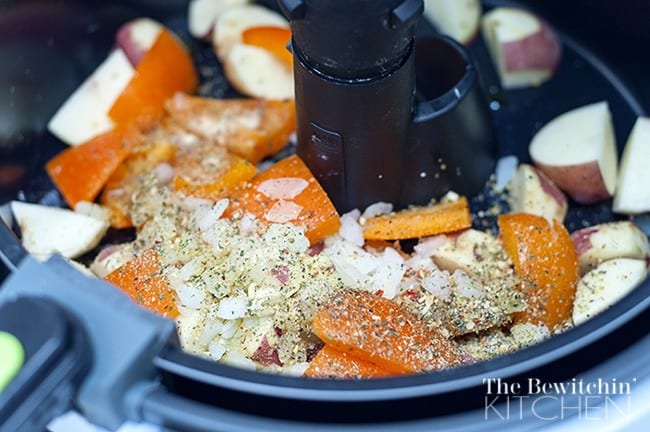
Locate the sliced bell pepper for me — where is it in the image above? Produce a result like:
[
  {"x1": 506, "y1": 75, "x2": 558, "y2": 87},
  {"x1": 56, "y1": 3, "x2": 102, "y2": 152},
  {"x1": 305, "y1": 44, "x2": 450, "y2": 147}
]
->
[
  {"x1": 46, "y1": 125, "x2": 142, "y2": 208},
  {"x1": 362, "y1": 197, "x2": 472, "y2": 240},
  {"x1": 227, "y1": 154, "x2": 340, "y2": 244},
  {"x1": 498, "y1": 213, "x2": 580, "y2": 329},
  {"x1": 109, "y1": 29, "x2": 198, "y2": 130},
  {"x1": 312, "y1": 289, "x2": 462, "y2": 374},
  {"x1": 105, "y1": 248, "x2": 178, "y2": 318}
]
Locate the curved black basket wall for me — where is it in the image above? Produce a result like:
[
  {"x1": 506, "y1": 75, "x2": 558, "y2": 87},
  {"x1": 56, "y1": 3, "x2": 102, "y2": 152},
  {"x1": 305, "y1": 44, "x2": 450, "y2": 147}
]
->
[{"x1": 0, "y1": 0, "x2": 648, "y2": 424}]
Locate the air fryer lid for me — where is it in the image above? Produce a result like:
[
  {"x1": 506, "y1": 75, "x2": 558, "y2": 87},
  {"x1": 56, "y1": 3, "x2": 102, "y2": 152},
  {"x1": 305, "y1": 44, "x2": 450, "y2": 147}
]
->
[{"x1": 1, "y1": 0, "x2": 649, "y2": 429}]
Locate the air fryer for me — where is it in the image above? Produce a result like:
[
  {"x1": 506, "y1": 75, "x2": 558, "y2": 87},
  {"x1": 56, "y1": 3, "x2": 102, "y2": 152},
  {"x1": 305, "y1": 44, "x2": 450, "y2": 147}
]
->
[{"x1": 0, "y1": 0, "x2": 649, "y2": 431}]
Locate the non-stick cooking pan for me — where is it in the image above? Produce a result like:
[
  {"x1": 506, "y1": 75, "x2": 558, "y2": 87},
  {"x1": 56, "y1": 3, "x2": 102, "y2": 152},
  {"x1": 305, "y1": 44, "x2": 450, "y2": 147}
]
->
[{"x1": 1, "y1": 0, "x2": 649, "y2": 431}]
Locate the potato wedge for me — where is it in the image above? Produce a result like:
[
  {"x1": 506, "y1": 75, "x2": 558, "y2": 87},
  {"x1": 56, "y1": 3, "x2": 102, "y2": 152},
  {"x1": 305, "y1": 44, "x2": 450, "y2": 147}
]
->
[
  {"x1": 573, "y1": 258, "x2": 647, "y2": 325},
  {"x1": 571, "y1": 221, "x2": 650, "y2": 275}
]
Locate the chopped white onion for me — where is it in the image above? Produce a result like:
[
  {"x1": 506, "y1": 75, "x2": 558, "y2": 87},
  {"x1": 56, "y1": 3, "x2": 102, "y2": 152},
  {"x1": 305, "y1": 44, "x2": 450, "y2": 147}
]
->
[
  {"x1": 179, "y1": 257, "x2": 202, "y2": 281},
  {"x1": 197, "y1": 199, "x2": 229, "y2": 230},
  {"x1": 282, "y1": 362, "x2": 309, "y2": 377},
  {"x1": 262, "y1": 224, "x2": 309, "y2": 253},
  {"x1": 361, "y1": 202, "x2": 393, "y2": 220},
  {"x1": 220, "y1": 319, "x2": 241, "y2": 339},
  {"x1": 421, "y1": 270, "x2": 452, "y2": 298},
  {"x1": 510, "y1": 323, "x2": 550, "y2": 346},
  {"x1": 221, "y1": 351, "x2": 256, "y2": 370},
  {"x1": 239, "y1": 212, "x2": 259, "y2": 235},
  {"x1": 199, "y1": 320, "x2": 224, "y2": 346},
  {"x1": 90, "y1": 244, "x2": 134, "y2": 278},
  {"x1": 451, "y1": 270, "x2": 485, "y2": 298},
  {"x1": 175, "y1": 306, "x2": 201, "y2": 348},
  {"x1": 404, "y1": 255, "x2": 436, "y2": 271},
  {"x1": 413, "y1": 235, "x2": 447, "y2": 257},
  {"x1": 343, "y1": 209, "x2": 361, "y2": 221},
  {"x1": 339, "y1": 210, "x2": 364, "y2": 247},
  {"x1": 182, "y1": 196, "x2": 213, "y2": 211},
  {"x1": 169, "y1": 272, "x2": 206, "y2": 309},
  {"x1": 326, "y1": 241, "x2": 379, "y2": 275},
  {"x1": 324, "y1": 239, "x2": 382, "y2": 289},
  {"x1": 154, "y1": 162, "x2": 174, "y2": 185},
  {"x1": 104, "y1": 188, "x2": 125, "y2": 199},
  {"x1": 217, "y1": 296, "x2": 248, "y2": 319},
  {"x1": 443, "y1": 190, "x2": 460, "y2": 202},
  {"x1": 495, "y1": 155, "x2": 518, "y2": 191},
  {"x1": 372, "y1": 248, "x2": 405, "y2": 299},
  {"x1": 208, "y1": 341, "x2": 228, "y2": 361}
]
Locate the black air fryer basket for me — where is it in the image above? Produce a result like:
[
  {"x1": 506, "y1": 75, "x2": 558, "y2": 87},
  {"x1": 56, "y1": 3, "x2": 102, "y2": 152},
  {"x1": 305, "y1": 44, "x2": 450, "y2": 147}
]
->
[{"x1": 0, "y1": 1, "x2": 649, "y2": 431}]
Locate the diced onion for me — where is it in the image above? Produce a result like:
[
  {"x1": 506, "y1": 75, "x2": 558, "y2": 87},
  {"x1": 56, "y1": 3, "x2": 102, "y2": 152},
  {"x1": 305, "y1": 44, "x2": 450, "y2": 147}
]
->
[
  {"x1": 495, "y1": 155, "x2": 518, "y2": 191},
  {"x1": 220, "y1": 319, "x2": 241, "y2": 339},
  {"x1": 74, "y1": 201, "x2": 110, "y2": 222},
  {"x1": 182, "y1": 196, "x2": 212, "y2": 211},
  {"x1": 217, "y1": 296, "x2": 248, "y2": 319},
  {"x1": 175, "y1": 306, "x2": 201, "y2": 349},
  {"x1": 282, "y1": 362, "x2": 309, "y2": 377},
  {"x1": 179, "y1": 257, "x2": 202, "y2": 281},
  {"x1": 413, "y1": 235, "x2": 447, "y2": 257},
  {"x1": 197, "y1": 199, "x2": 229, "y2": 230},
  {"x1": 262, "y1": 224, "x2": 309, "y2": 253},
  {"x1": 372, "y1": 248, "x2": 405, "y2": 299},
  {"x1": 221, "y1": 351, "x2": 256, "y2": 370},
  {"x1": 339, "y1": 210, "x2": 364, "y2": 247},
  {"x1": 169, "y1": 272, "x2": 206, "y2": 309},
  {"x1": 208, "y1": 341, "x2": 228, "y2": 361},
  {"x1": 510, "y1": 323, "x2": 550, "y2": 346},
  {"x1": 199, "y1": 320, "x2": 224, "y2": 346},
  {"x1": 239, "y1": 212, "x2": 259, "y2": 235},
  {"x1": 361, "y1": 202, "x2": 393, "y2": 220},
  {"x1": 421, "y1": 270, "x2": 452, "y2": 298},
  {"x1": 154, "y1": 162, "x2": 174, "y2": 185},
  {"x1": 451, "y1": 270, "x2": 485, "y2": 298}
]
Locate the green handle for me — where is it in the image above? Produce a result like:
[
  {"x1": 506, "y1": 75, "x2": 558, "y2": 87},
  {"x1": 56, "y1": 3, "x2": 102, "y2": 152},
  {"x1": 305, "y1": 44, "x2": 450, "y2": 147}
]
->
[{"x1": 0, "y1": 331, "x2": 25, "y2": 392}]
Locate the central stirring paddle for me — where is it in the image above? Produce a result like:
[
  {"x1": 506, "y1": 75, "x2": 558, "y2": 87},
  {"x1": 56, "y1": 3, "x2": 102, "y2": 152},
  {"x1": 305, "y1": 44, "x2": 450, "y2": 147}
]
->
[{"x1": 278, "y1": 0, "x2": 497, "y2": 212}]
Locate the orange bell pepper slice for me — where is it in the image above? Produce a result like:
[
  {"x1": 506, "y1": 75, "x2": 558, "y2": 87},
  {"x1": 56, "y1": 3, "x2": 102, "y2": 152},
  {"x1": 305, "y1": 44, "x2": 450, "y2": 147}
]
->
[
  {"x1": 46, "y1": 125, "x2": 142, "y2": 208},
  {"x1": 173, "y1": 154, "x2": 257, "y2": 201},
  {"x1": 498, "y1": 213, "x2": 580, "y2": 329},
  {"x1": 109, "y1": 29, "x2": 198, "y2": 130},
  {"x1": 312, "y1": 289, "x2": 462, "y2": 374},
  {"x1": 227, "y1": 154, "x2": 340, "y2": 244},
  {"x1": 105, "y1": 248, "x2": 178, "y2": 318},
  {"x1": 164, "y1": 94, "x2": 296, "y2": 164},
  {"x1": 304, "y1": 345, "x2": 394, "y2": 379},
  {"x1": 362, "y1": 197, "x2": 472, "y2": 240}
]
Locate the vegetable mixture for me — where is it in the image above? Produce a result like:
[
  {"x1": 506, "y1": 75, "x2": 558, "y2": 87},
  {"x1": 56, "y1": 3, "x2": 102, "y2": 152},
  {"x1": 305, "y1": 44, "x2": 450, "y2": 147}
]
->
[{"x1": 8, "y1": 3, "x2": 650, "y2": 379}]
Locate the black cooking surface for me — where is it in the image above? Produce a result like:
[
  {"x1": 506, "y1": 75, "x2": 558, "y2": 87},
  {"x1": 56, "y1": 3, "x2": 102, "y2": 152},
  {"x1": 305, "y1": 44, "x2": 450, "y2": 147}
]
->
[{"x1": 0, "y1": 0, "x2": 649, "y2": 420}]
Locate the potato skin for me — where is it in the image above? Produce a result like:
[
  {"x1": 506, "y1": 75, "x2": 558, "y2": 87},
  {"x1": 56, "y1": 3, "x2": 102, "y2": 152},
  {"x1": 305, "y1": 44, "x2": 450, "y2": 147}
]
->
[
  {"x1": 502, "y1": 20, "x2": 562, "y2": 73},
  {"x1": 115, "y1": 19, "x2": 162, "y2": 66},
  {"x1": 571, "y1": 221, "x2": 650, "y2": 274},
  {"x1": 509, "y1": 164, "x2": 568, "y2": 222},
  {"x1": 533, "y1": 160, "x2": 611, "y2": 204}
]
